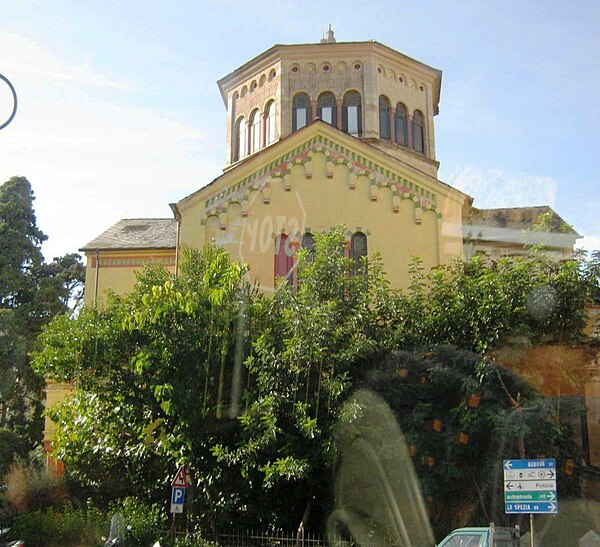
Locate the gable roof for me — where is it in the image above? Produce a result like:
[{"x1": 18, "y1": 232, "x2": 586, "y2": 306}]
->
[
  {"x1": 174, "y1": 119, "x2": 470, "y2": 216},
  {"x1": 81, "y1": 218, "x2": 177, "y2": 251},
  {"x1": 463, "y1": 205, "x2": 580, "y2": 249}
]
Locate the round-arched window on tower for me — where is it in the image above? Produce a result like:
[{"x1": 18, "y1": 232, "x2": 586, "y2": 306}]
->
[
  {"x1": 379, "y1": 96, "x2": 391, "y2": 141},
  {"x1": 412, "y1": 110, "x2": 425, "y2": 154},
  {"x1": 264, "y1": 100, "x2": 276, "y2": 145},
  {"x1": 234, "y1": 116, "x2": 247, "y2": 162},
  {"x1": 249, "y1": 109, "x2": 262, "y2": 154},
  {"x1": 342, "y1": 91, "x2": 362, "y2": 137},
  {"x1": 317, "y1": 92, "x2": 337, "y2": 126},
  {"x1": 395, "y1": 103, "x2": 408, "y2": 146},
  {"x1": 292, "y1": 93, "x2": 312, "y2": 132}
]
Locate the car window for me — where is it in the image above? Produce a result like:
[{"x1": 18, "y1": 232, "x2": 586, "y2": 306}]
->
[{"x1": 443, "y1": 534, "x2": 483, "y2": 547}]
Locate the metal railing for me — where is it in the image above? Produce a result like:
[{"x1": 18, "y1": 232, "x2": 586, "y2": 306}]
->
[{"x1": 216, "y1": 530, "x2": 396, "y2": 547}]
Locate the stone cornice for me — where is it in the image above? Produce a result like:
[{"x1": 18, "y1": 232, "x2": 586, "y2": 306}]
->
[
  {"x1": 177, "y1": 122, "x2": 470, "y2": 217},
  {"x1": 217, "y1": 41, "x2": 442, "y2": 109}
]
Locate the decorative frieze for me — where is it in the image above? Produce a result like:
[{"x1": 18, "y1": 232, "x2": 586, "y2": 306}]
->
[
  {"x1": 204, "y1": 135, "x2": 439, "y2": 226},
  {"x1": 92, "y1": 256, "x2": 176, "y2": 268}
]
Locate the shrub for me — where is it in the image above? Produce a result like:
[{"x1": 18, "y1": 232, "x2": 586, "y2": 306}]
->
[
  {"x1": 111, "y1": 497, "x2": 166, "y2": 547},
  {"x1": 59, "y1": 501, "x2": 106, "y2": 546},
  {"x1": 9, "y1": 509, "x2": 59, "y2": 547},
  {"x1": 9, "y1": 502, "x2": 106, "y2": 547},
  {"x1": 4, "y1": 462, "x2": 66, "y2": 512}
]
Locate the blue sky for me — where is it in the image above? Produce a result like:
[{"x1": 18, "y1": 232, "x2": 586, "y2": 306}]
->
[{"x1": 1, "y1": 0, "x2": 598, "y2": 260}]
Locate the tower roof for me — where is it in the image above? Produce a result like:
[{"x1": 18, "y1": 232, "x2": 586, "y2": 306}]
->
[{"x1": 216, "y1": 40, "x2": 442, "y2": 113}]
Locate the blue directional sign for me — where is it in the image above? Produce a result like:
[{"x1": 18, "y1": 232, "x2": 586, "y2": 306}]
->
[
  {"x1": 503, "y1": 459, "x2": 557, "y2": 514},
  {"x1": 505, "y1": 502, "x2": 558, "y2": 514},
  {"x1": 170, "y1": 487, "x2": 186, "y2": 514},
  {"x1": 504, "y1": 459, "x2": 556, "y2": 471}
]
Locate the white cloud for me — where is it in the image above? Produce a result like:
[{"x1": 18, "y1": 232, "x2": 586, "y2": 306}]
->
[
  {"x1": 0, "y1": 33, "x2": 133, "y2": 91},
  {"x1": 447, "y1": 166, "x2": 558, "y2": 209},
  {"x1": 0, "y1": 33, "x2": 222, "y2": 261}
]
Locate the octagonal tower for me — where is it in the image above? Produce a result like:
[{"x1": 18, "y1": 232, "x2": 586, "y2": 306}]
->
[{"x1": 218, "y1": 30, "x2": 442, "y2": 178}]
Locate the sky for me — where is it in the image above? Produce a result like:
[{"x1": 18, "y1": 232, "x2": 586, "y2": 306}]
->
[{"x1": 0, "y1": 0, "x2": 598, "y2": 261}]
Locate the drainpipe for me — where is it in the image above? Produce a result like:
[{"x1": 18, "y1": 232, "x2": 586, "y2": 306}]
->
[
  {"x1": 170, "y1": 203, "x2": 182, "y2": 275},
  {"x1": 93, "y1": 250, "x2": 100, "y2": 306}
]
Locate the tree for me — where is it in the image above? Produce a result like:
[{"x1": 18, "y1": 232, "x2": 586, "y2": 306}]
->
[
  {"x1": 0, "y1": 176, "x2": 85, "y2": 475},
  {"x1": 34, "y1": 246, "x2": 255, "y2": 516},
  {"x1": 34, "y1": 232, "x2": 393, "y2": 530},
  {"x1": 212, "y1": 228, "x2": 395, "y2": 530},
  {"x1": 33, "y1": 230, "x2": 598, "y2": 538},
  {"x1": 364, "y1": 346, "x2": 582, "y2": 538},
  {"x1": 393, "y1": 254, "x2": 598, "y2": 352}
]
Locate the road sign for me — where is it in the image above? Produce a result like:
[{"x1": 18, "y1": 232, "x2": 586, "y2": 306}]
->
[
  {"x1": 171, "y1": 466, "x2": 188, "y2": 488},
  {"x1": 503, "y1": 459, "x2": 557, "y2": 514},
  {"x1": 503, "y1": 458, "x2": 556, "y2": 470},
  {"x1": 505, "y1": 502, "x2": 557, "y2": 514},
  {"x1": 504, "y1": 480, "x2": 556, "y2": 492},
  {"x1": 170, "y1": 487, "x2": 185, "y2": 513},
  {"x1": 505, "y1": 491, "x2": 557, "y2": 502}
]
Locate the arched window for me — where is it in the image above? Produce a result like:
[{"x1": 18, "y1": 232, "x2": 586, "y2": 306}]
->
[
  {"x1": 249, "y1": 109, "x2": 261, "y2": 154},
  {"x1": 292, "y1": 93, "x2": 312, "y2": 132},
  {"x1": 317, "y1": 92, "x2": 337, "y2": 126},
  {"x1": 395, "y1": 103, "x2": 408, "y2": 146},
  {"x1": 301, "y1": 232, "x2": 315, "y2": 261},
  {"x1": 379, "y1": 96, "x2": 391, "y2": 140},
  {"x1": 412, "y1": 110, "x2": 425, "y2": 154},
  {"x1": 274, "y1": 233, "x2": 294, "y2": 284},
  {"x1": 265, "y1": 100, "x2": 276, "y2": 145},
  {"x1": 234, "y1": 116, "x2": 247, "y2": 162},
  {"x1": 342, "y1": 91, "x2": 362, "y2": 137},
  {"x1": 350, "y1": 232, "x2": 367, "y2": 275}
]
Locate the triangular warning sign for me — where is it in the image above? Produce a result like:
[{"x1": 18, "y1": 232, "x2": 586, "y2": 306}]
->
[{"x1": 171, "y1": 466, "x2": 187, "y2": 488}]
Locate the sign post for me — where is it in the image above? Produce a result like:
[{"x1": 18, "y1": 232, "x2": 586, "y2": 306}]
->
[
  {"x1": 170, "y1": 466, "x2": 189, "y2": 538},
  {"x1": 504, "y1": 459, "x2": 558, "y2": 547}
]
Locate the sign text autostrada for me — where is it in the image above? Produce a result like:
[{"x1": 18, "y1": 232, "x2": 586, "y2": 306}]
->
[{"x1": 503, "y1": 459, "x2": 558, "y2": 514}]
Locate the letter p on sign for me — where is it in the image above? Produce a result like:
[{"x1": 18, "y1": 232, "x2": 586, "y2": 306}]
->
[{"x1": 170, "y1": 487, "x2": 185, "y2": 513}]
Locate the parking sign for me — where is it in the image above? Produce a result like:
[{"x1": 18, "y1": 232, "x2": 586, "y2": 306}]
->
[{"x1": 170, "y1": 487, "x2": 186, "y2": 513}]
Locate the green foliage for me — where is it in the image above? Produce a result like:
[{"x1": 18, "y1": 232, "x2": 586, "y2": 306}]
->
[
  {"x1": 9, "y1": 508, "x2": 57, "y2": 547},
  {"x1": 366, "y1": 346, "x2": 582, "y2": 535},
  {"x1": 394, "y1": 254, "x2": 597, "y2": 352},
  {"x1": 32, "y1": 228, "x2": 598, "y2": 536},
  {"x1": 113, "y1": 497, "x2": 166, "y2": 547},
  {"x1": 34, "y1": 245, "x2": 256, "y2": 513},
  {"x1": 210, "y1": 228, "x2": 396, "y2": 529},
  {"x1": 9, "y1": 501, "x2": 106, "y2": 547},
  {"x1": 0, "y1": 176, "x2": 86, "y2": 475},
  {"x1": 0, "y1": 176, "x2": 46, "y2": 306}
]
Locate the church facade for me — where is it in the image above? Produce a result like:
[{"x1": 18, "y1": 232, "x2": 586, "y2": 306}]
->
[
  {"x1": 44, "y1": 30, "x2": 600, "y2": 476},
  {"x1": 80, "y1": 31, "x2": 576, "y2": 305}
]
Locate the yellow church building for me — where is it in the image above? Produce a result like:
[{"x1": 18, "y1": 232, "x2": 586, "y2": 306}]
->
[
  {"x1": 46, "y1": 30, "x2": 589, "y2": 463},
  {"x1": 79, "y1": 29, "x2": 576, "y2": 305}
]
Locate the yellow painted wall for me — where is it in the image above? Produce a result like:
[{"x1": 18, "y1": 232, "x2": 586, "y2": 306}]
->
[
  {"x1": 177, "y1": 124, "x2": 466, "y2": 292},
  {"x1": 585, "y1": 374, "x2": 600, "y2": 467},
  {"x1": 83, "y1": 249, "x2": 176, "y2": 307},
  {"x1": 43, "y1": 381, "x2": 72, "y2": 441}
]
